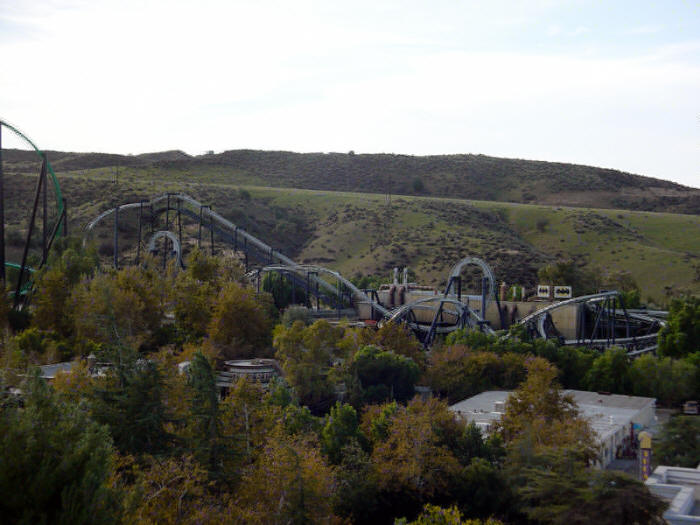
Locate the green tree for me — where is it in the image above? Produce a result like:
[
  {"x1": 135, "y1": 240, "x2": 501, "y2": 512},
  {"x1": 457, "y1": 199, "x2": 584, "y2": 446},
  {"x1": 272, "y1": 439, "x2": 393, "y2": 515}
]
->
[
  {"x1": 333, "y1": 440, "x2": 380, "y2": 522},
  {"x1": 0, "y1": 373, "x2": 118, "y2": 524},
  {"x1": 629, "y1": 354, "x2": 697, "y2": 406},
  {"x1": 585, "y1": 347, "x2": 630, "y2": 394},
  {"x1": 412, "y1": 176, "x2": 426, "y2": 193},
  {"x1": 426, "y1": 345, "x2": 527, "y2": 403},
  {"x1": 71, "y1": 265, "x2": 165, "y2": 349},
  {"x1": 396, "y1": 503, "x2": 503, "y2": 524},
  {"x1": 654, "y1": 416, "x2": 700, "y2": 468},
  {"x1": 186, "y1": 352, "x2": 225, "y2": 476},
  {"x1": 358, "y1": 321, "x2": 426, "y2": 370},
  {"x1": 262, "y1": 272, "x2": 305, "y2": 310},
  {"x1": 454, "y1": 457, "x2": 509, "y2": 520},
  {"x1": 207, "y1": 282, "x2": 274, "y2": 360},
  {"x1": 350, "y1": 345, "x2": 420, "y2": 405},
  {"x1": 32, "y1": 238, "x2": 99, "y2": 337},
  {"x1": 510, "y1": 447, "x2": 666, "y2": 525},
  {"x1": 321, "y1": 402, "x2": 366, "y2": 464},
  {"x1": 273, "y1": 320, "x2": 346, "y2": 413},
  {"x1": 91, "y1": 347, "x2": 171, "y2": 456},
  {"x1": 658, "y1": 296, "x2": 700, "y2": 358}
]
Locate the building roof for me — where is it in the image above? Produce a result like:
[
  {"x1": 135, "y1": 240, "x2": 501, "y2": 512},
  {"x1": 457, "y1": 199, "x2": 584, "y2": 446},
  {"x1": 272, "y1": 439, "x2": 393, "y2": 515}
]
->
[
  {"x1": 449, "y1": 389, "x2": 655, "y2": 442},
  {"x1": 39, "y1": 361, "x2": 75, "y2": 379}
]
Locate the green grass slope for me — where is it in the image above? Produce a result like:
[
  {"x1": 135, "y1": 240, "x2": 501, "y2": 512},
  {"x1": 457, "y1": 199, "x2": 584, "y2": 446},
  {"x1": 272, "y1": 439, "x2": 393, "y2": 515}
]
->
[{"x1": 4, "y1": 163, "x2": 697, "y2": 304}]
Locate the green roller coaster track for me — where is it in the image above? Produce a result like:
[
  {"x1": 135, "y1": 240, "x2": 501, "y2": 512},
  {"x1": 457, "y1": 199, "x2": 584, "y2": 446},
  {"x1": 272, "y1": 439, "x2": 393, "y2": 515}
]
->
[{"x1": 0, "y1": 120, "x2": 66, "y2": 294}]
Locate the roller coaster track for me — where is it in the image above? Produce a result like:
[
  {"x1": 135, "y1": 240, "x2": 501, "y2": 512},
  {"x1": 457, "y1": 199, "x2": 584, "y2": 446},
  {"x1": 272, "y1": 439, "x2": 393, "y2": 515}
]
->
[
  {"x1": 87, "y1": 193, "x2": 293, "y2": 267},
  {"x1": 87, "y1": 195, "x2": 664, "y2": 353},
  {"x1": 87, "y1": 193, "x2": 500, "y2": 346},
  {"x1": 251, "y1": 257, "x2": 497, "y2": 347},
  {"x1": 517, "y1": 290, "x2": 664, "y2": 355},
  {"x1": 0, "y1": 120, "x2": 68, "y2": 303},
  {"x1": 86, "y1": 193, "x2": 352, "y2": 307}
]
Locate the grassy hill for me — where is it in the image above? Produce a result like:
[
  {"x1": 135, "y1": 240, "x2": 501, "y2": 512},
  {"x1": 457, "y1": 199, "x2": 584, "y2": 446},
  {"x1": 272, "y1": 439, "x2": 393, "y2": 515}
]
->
[
  {"x1": 1, "y1": 148, "x2": 698, "y2": 304},
  {"x1": 4, "y1": 148, "x2": 699, "y2": 214}
]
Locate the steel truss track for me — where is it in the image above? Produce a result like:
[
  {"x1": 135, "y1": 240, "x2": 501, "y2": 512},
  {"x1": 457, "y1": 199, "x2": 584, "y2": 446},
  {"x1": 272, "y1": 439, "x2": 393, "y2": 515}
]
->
[{"x1": 517, "y1": 290, "x2": 664, "y2": 355}]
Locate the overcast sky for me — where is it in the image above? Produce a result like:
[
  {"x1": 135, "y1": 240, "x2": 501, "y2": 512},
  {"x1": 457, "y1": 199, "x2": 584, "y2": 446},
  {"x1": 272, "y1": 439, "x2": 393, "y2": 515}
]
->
[{"x1": 1, "y1": 0, "x2": 698, "y2": 187}]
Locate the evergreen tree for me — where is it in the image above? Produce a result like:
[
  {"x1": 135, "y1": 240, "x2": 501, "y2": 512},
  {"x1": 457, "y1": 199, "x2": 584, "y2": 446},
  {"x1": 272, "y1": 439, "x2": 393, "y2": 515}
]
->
[
  {"x1": 0, "y1": 373, "x2": 118, "y2": 524},
  {"x1": 321, "y1": 402, "x2": 367, "y2": 464},
  {"x1": 186, "y1": 352, "x2": 225, "y2": 476},
  {"x1": 91, "y1": 347, "x2": 171, "y2": 456},
  {"x1": 658, "y1": 296, "x2": 700, "y2": 358}
]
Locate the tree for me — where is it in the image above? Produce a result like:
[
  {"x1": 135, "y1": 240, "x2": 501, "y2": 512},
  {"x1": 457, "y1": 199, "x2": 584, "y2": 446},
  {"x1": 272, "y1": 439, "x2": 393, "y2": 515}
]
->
[
  {"x1": 90, "y1": 347, "x2": 171, "y2": 456},
  {"x1": 350, "y1": 345, "x2": 420, "y2": 405},
  {"x1": 321, "y1": 402, "x2": 366, "y2": 464},
  {"x1": 412, "y1": 176, "x2": 426, "y2": 193},
  {"x1": 234, "y1": 430, "x2": 338, "y2": 524},
  {"x1": 262, "y1": 272, "x2": 306, "y2": 310},
  {"x1": 584, "y1": 347, "x2": 630, "y2": 394},
  {"x1": 172, "y1": 249, "x2": 246, "y2": 340},
  {"x1": 426, "y1": 345, "x2": 527, "y2": 403},
  {"x1": 629, "y1": 354, "x2": 697, "y2": 406},
  {"x1": 71, "y1": 265, "x2": 165, "y2": 349},
  {"x1": 357, "y1": 321, "x2": 426, "y2": 369},
  {"x1": 453, "y1": 458, "x2": 509, "y2": 520},
  {"x1": 654, "y1": 416, "x2": 700, "y2": 468},
  {"x1": 566, "y1": 470, "x2": 666, "y2": 525},
  {"x1": 207, "y1": 282, "x2": 274, "y2": 360},
  {"x1": 658, "y1": 296, "x2": 700, "y2": 358},
  {"x1": 114, "y1": 454, "x2": 222, "y2": 524},
  {"x1": 219, "y1": 376, "x2": 277, "y2": 464},
  {"x1": 370, "y1": 398, "x2": 463, "y2": 519},
  {"x1": 273, "y1": 320, "x2": 346, "y2": 413},
  {"x1": 396, "y1": 503, "x2": 504, "y2": 524},
  {"x1": 0, "y1": 373, "x2": 118, "y2": 524},
  {"x1": 497, "y1": 357, "x2": 597, "y2": 459},
  {"x1": 185, "y1": 352, "x2": 226, "y2": 476},
  {"x1": 333, "y1": 440, "x2": 380, "y2": 522},
  {"x1": 32, "y1": 237, "x2": 99, "y2": 338},
  {"x1": 510, "y1": 447, "x2": 666, "y2": 525}
]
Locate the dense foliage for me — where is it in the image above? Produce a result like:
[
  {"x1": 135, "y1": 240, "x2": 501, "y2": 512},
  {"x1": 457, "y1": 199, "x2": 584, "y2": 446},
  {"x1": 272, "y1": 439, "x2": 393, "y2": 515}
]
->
[{"x1": 0, "y1": 246, "x2": 683, "y2": 523}]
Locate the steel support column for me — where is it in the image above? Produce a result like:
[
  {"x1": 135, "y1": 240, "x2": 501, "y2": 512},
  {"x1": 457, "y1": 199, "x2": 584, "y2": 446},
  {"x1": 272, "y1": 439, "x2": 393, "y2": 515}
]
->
[
  {"x1": 15, "y1": 158, "x2": 46, "y2": 305},
  {"x1": 42, "y1": 155, "x2": 47, "y2": 264},
  {"x1": 177, "y1": 199, "x2": 183, "y2": 250}
]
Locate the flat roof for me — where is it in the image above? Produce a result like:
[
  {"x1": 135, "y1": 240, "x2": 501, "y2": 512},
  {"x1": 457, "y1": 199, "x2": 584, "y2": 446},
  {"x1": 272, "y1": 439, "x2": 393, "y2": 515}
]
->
[
  {"x1": 449, "y1": 390, "x2": 655, "y2": 442},
  {"x1": 39, "y1": 361, "x2": 75, "y2": 379}
]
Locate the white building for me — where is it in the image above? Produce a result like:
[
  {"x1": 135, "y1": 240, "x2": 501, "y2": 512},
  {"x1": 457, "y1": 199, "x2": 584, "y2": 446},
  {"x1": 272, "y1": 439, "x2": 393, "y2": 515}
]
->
[
  {"x1": 449, "y1": 389, "x2": 656, "y2": 468},
  {"x1": 646, "y1": 465, "x2": 700, "y2": 524}
]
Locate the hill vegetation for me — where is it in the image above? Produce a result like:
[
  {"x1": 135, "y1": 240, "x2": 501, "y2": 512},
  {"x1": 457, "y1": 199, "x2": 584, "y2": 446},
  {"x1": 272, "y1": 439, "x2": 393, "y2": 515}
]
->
[
  {"x1": 4, "y1": 147, "x2": 699, "y2": 214},
  {"x1": 0, "y1": 152, "x2": 698, "y2": 303},
  {"x1": 3, "y1": 244, "x2": 696, "y2": 523}
]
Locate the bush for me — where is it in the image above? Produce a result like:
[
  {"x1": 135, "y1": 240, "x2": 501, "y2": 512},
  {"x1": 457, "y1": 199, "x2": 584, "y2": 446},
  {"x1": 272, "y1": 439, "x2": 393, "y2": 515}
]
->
[{"x1": 281, "y1": 305, "x2": 312, "y2": 327}]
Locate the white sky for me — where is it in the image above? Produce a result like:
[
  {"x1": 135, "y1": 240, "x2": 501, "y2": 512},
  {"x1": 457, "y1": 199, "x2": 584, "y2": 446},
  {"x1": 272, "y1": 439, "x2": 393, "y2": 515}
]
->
[{"x1": 1, "y1": 0, "x2": 698, "y2": 187}]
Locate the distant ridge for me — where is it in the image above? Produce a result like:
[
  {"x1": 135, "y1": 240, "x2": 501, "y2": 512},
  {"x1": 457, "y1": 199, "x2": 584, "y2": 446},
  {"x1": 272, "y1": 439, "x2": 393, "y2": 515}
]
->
[{"x1": 3, "y1": 148, "x2": 698, "y2": 214}]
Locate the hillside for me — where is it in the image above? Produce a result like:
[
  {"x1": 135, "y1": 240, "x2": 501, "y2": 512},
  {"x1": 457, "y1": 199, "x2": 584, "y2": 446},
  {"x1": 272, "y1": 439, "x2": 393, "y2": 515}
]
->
[
  {"x1": 2, "y1": 147, "x2": 698, "y2": 303},
  {"x1": 4, "y1": 148, "x2": 699, "y2": 214},
  {"x1": 2, "y1": 165, "x2": 697, "y2": 304}
]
